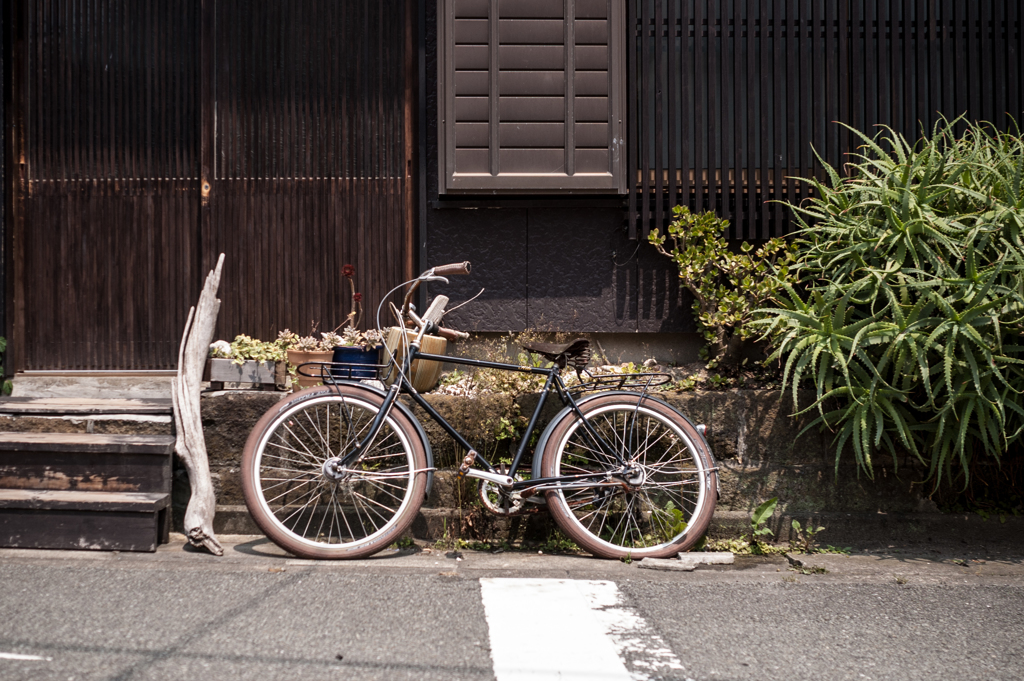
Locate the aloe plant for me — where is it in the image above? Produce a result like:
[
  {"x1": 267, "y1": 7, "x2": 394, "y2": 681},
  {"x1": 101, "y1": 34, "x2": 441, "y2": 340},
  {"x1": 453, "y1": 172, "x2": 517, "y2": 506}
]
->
[
  {"x1": 759, "y1": 117, "x2": 1024, "y2": 488},
  {"x1": 649, "y1": 205, "x2": 795, "y2": 364}
]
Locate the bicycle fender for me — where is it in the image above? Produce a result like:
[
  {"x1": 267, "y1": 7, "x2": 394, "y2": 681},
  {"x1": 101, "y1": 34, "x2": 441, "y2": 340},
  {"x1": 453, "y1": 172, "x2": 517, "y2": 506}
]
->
[
  {"x1": 530, "y1": 391, "x2": 719, "y2": 486},
  {"x1": 321, "y1": 382, "x2": 435, "y2": 499}
]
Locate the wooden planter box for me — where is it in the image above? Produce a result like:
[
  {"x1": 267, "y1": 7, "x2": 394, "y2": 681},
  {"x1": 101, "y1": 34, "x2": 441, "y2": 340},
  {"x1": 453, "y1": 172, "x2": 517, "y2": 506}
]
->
[{"x1": 205, "y1": 359, "x2": 285, "y2": 390}]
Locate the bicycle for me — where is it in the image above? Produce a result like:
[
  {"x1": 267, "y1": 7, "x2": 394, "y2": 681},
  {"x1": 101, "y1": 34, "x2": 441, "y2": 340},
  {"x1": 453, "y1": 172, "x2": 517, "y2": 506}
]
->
[{"x1": 241, "y1": 262, "x2": 719, "y2": 560}]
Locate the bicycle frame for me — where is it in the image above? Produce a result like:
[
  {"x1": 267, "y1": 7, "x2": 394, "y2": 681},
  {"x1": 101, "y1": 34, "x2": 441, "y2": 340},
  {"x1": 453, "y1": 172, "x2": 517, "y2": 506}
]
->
[{"x1": 335, "y1": 337, "x2": 632, "y2": 492}]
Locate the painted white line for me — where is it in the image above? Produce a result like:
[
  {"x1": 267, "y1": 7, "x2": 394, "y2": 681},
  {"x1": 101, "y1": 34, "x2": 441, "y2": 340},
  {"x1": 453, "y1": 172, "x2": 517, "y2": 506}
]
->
[
  {"x1": 479, "y1": 578, "x2": 690, "y2": 681},
  {"x1": 0, "y1": 652, "x2": 51, "y2": 661}
]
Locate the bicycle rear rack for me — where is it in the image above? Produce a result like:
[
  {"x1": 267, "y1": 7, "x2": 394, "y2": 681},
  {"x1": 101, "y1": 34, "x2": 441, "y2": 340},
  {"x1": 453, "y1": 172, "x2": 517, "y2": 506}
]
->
[{"x1": 569, "y1": 371, "x2": 672, "y2": 394}]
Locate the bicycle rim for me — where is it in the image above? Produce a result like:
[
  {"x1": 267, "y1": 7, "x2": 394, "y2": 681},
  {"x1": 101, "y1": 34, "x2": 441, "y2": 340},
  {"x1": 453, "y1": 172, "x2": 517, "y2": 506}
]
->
[
  {"x1": 545, "y1": 399, "x2": 713, "y2": 558},
  {"x1": 245, "y1": 392, "x2": 421, "y2": 556}
]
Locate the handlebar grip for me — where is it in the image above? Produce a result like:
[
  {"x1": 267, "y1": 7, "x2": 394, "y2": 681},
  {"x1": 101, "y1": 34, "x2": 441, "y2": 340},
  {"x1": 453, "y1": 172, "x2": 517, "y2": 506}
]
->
[
  {"x1": 437, "y1": 327, "x2": 470, "y2": 341},
  {"x1": 432, "y1": 261, "x2": 471, "y2": 276},
  {"x1": 422, "y1": 295, "x2": 449, "y2": 327}
]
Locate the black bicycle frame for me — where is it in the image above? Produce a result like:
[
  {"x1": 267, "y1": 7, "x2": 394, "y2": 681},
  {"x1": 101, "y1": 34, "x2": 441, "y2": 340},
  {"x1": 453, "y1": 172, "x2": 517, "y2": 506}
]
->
[{"x1": 338, "y1": 341, "x2": 628, "y2": 488}]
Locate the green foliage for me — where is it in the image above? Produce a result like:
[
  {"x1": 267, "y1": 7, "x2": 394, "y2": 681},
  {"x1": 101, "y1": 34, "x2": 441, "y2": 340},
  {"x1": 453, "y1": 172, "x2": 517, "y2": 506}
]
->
[
  {"x1": 759, "y1": 117, "x2": 1024, "y2": 488},
  {"x1": 493, "y1": 415, "x2": 521, "y2": 443},
  {"x1": 653, "y1": 500, "x2": 689, "y2": 543},
  {"x1": 674, "y1": 375, "x2": 702, "y2": 391},
  {"x1": 0, "y1": 338, "x2": 11, "y2": 395},
  {"x1": 708, "y1": 374, "x2": 732, "y2": 388},
  {"x1": 538, "y1": 531, "x2": 583, "y2": 554},
  {"x1": 789, "y1": 520, "x2": 826, "y2": 553},
  {"x1": 704, "y1": 497, "x2": 785, "y2": 555},
  {"x1": 217, "y1": 334, "x2": 288, "y2": 366},
  {"x1": 649, "y1": 205, "x2": 795, "y2": 363},
  {"x1": 389, "y1": 536, "x2": 417, "y2": 550},
  {"x1": 749, "y1": 497, "x2": 785, "y2": 555},
  {"x1": 703, "y1": 537, "x2": 752, "y2": 554},
  {"x1": 820, "y1": 545, "x2": 852, "y2": 555}
]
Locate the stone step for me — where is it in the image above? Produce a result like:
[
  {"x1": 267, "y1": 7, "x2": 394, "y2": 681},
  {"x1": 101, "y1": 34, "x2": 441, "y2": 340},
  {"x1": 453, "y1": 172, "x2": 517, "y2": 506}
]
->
[
  {"x1": 0, "y1": 433, "x2": 174, "y2": 495},
  {"x1": 0, "y1": 397, "x2": 173, "y2": 416},
  {"x1": 11, "y1": 374, "x2": 175, "y2": 400},
  {"x1": 0, "y1": 489, "x2": 170, "y2": 551}
]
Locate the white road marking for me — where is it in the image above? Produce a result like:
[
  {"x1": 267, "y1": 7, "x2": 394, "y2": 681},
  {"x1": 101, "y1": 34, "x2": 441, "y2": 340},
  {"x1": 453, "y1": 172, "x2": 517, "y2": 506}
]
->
[
  {"x1": 0, "y1": 652, "x2": 51, "y2": 661},
  {"x1": 480, "y1": 578, "x2": 690, "y2": 681}
]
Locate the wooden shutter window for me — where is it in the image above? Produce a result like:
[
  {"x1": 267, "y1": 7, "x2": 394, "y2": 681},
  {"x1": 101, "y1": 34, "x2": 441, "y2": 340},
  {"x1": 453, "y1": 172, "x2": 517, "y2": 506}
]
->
[{"x1": 439, "y1": 0, "x2": 626, "y2": 194}]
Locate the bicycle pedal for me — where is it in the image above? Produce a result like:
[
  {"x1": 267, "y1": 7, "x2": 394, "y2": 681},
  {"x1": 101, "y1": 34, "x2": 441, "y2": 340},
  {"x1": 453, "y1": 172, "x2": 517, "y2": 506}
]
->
[{"x1": 457, "y1": 451, "x2": 477, "y2": 478}]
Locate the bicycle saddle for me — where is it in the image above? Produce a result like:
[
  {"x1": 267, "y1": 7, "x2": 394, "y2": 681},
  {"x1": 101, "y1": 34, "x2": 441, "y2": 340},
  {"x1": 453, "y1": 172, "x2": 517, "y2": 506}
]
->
[{"x1": 521, "y1": 338, "x2": 592, "y2": 372}]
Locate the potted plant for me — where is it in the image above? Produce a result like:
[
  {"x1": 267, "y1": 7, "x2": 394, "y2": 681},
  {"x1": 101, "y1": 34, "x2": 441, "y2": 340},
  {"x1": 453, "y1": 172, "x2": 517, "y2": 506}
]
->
[
  {"x1": 284, "y1": 264, "x2": 382, "y2": 389},
  {"x1": 281, "y1": 329, "x2": 335, "y2": 390},
  {"x1": 207, "y1": 334, "x2": 288, "y2": 390},
  {"x1": 327, "y1": 265, "x2": 382, "y2": 380}
]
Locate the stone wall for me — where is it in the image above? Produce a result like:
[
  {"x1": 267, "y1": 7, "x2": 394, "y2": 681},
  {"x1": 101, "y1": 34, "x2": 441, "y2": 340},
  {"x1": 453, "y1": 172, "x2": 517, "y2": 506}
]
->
[{"x1": 185, "y1": 388, "x2": 939, "y2": 541}]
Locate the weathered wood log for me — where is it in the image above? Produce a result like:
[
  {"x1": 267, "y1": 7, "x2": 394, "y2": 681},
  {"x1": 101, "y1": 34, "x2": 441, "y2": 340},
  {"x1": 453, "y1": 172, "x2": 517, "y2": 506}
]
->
[{"x1": 171, "y1": 253, "x2": 225, "y2": 555}]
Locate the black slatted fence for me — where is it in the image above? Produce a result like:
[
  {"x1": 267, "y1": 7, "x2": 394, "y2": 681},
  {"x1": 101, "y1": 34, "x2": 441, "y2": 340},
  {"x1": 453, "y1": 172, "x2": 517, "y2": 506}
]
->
[{"x1": 627, "y1": 0, "x2": 1024, "y2": 239}]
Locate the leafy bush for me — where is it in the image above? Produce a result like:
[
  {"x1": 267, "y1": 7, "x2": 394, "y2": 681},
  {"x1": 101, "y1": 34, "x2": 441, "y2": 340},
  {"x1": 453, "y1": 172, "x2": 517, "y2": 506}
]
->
[
  {"x1": 649, "y1": 206, "x2": 794, "y2": 365},
  {"x1": 759, "y1": 117, "x2": 1024, "y2": 488},
  {"x1": 0, "y1": 338, "x2": 11, "y2": 395}
]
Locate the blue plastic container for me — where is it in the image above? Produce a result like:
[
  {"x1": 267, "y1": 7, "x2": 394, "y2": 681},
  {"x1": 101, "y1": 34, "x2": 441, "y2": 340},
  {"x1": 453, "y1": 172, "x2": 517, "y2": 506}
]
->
[{"x1": 330, "y1": 346, "x2": 380, "y2": 380}]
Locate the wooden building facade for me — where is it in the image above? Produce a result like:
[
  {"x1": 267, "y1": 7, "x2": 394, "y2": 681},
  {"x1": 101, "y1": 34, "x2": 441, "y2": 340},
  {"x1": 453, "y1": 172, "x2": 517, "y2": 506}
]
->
[{"x1": 3, "y1": 1, "x2": 1022, "y2": 372}]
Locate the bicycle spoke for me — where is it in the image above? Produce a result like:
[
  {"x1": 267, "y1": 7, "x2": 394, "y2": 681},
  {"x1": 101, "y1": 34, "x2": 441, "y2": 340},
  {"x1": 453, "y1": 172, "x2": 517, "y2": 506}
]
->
[{"x1": 546, "y1": 401, "x2": 714, "y2": 556}]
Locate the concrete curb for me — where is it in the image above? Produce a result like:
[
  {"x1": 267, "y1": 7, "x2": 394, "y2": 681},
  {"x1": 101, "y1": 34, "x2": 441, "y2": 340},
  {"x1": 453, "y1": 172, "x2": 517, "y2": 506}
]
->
[{"x1": 199, "y1": 505, "x2": 1024, "y2": 550}]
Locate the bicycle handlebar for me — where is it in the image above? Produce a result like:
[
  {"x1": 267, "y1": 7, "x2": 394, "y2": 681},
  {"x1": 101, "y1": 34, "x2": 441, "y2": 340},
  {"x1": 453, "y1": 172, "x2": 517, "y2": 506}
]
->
[
  {"x1": 437, "y1": 326, "x2": 470, "y2": 341},
  {"x1": 397, "y1": 262, "x2": 473, "y2": 342},
  {"x1": 431, "y1": 261, "x2": 471, "y2": 276}
]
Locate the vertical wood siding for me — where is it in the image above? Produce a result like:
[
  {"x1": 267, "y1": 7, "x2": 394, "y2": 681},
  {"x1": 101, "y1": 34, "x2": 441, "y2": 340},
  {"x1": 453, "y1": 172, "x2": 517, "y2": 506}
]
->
[
  {"x1": 627, "y1": 0, "x2": 1024, "y2": 239},
  {"x1": 16, "y1": 0, "x2": 414, "y2": 370},
  {"x1": 23, "y1": 0, "x2": 200, "y2": 370},
  {"x1": 209, "y1": 0, "x2": 412, "y2": 344}
]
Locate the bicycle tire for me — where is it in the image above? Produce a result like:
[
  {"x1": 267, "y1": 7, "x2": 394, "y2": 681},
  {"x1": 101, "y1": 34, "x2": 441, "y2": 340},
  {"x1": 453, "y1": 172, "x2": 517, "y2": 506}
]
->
[
  {"x1": 241, "y1": 385, "x2": 428, "y2": 559},
  {"x1": 539, "y1": 393, "x2": 717, "y2": 559}
]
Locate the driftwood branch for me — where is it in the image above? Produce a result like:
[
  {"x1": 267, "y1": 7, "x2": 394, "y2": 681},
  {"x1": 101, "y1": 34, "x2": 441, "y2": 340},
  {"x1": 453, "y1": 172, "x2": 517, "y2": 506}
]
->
[{"x1": 171, "y1": 253, "x2": 225, "y2": 555}]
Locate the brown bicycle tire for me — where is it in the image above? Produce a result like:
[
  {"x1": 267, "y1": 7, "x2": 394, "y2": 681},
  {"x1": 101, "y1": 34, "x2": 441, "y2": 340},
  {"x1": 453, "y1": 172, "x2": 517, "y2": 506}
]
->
[
  {"x1": 241, "y1": 385, "x2": 427, "y2": 560},
  {"x1": 540, "y1": 394, "x2": 717, "y2": 559}
]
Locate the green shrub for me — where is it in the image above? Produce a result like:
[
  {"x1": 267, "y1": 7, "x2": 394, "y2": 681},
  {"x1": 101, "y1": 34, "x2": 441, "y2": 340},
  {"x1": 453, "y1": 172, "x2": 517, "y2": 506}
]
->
[
  {"x1": 649, "y1": 206, "x2": 795, "y2": 365},
  {"x1": 0, "y1": 338, "x2": 11, "y2": 395},
  {"x1": 758, "y1": 117, "x2": 1024, "y2": 488}
]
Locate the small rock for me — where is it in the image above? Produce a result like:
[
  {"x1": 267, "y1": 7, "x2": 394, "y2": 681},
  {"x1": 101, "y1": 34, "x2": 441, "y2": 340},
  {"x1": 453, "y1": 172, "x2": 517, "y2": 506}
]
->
[
  {"x1": 678, "y1": 551, "x2": 735, "y2": 566},
  {"x1": 638, "y1": 557, "x2": 697, "y2": 572}
]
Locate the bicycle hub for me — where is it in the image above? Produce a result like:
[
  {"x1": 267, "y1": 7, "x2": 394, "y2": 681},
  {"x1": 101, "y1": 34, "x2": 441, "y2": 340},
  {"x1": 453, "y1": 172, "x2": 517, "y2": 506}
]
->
[{"x1": 322, "y1": 457, "x2": 345, "y2": 481}]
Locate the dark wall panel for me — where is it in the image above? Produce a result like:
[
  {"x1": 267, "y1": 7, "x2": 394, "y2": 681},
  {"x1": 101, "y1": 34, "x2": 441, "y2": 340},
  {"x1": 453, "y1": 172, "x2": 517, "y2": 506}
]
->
[
  {"x1": 637, "y1": 238, "x2": 693, "y2": 333},
  {"x1": 426, "y1": 208, "x2": 528, "y2": 332},
  {"x1": 526, "y1": 209, "x2": 634, "y2": 332}
]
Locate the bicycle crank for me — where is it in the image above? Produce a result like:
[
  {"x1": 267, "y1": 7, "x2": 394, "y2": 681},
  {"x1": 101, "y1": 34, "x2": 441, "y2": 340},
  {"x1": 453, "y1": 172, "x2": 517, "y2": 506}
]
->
[{"x1": 478, "y1": 466, "x2": 525, "y2": 516}]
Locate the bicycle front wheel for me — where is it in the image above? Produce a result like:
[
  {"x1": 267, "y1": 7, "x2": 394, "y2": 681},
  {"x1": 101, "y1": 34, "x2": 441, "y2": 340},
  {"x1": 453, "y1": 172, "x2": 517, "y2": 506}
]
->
[
  {"x1": 539, "y1": 394, "x2": 717, "y2": 559},
  {"x1": 241, "y1": 385, "x2": 428, "y2": 559}
]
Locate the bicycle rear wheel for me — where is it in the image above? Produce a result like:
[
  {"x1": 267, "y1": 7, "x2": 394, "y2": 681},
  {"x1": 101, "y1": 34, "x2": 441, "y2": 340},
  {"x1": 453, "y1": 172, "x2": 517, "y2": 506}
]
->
[
  {"x1": 241, "y1": 385, "x2": 427, "y2": 559},
  {"x1": 539, "y1": 394, "x2": 717, "y2": 559}
]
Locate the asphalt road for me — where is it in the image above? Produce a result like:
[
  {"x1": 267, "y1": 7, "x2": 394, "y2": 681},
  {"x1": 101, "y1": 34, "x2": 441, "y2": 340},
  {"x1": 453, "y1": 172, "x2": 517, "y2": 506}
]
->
[{"x1": 1, "y1": 536, "x2": 1022, "y2": 681}]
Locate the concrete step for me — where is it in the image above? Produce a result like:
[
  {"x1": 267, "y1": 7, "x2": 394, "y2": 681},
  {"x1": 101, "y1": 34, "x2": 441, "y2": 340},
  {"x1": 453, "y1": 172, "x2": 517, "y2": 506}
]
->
[
  {"x1": 0, "y1": 489, "x2": 170, "y2": 551},
  {"x1": 11, "y1": 373, "x2": 175, "y2": 400},
  {"x1": 0, "y1": 433, "x2": 174, "y2": 494},
  {"x1": 0, "y1": 398, "x2": 174, "y2": 438},
  {"x1": 0, "y1": 397, "x2": 173, "y2": 416}
]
